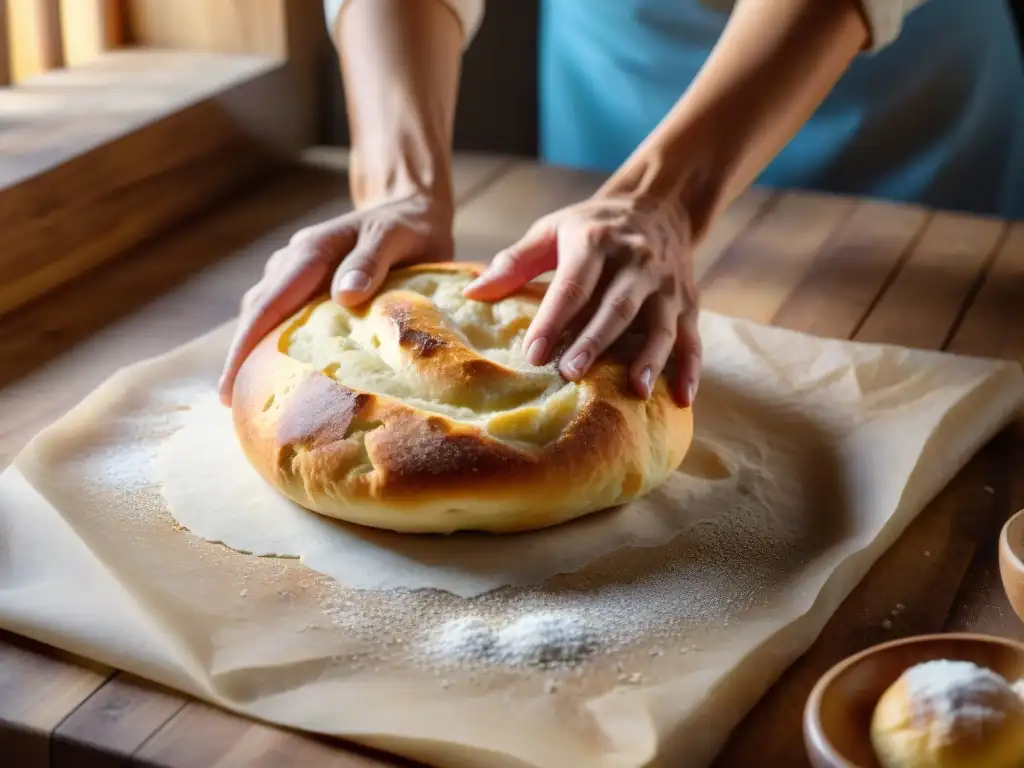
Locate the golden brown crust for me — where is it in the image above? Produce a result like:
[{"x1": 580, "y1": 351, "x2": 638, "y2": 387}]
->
[{"x1": 232, "y1": 262, "x2": 693, "y2": 533}]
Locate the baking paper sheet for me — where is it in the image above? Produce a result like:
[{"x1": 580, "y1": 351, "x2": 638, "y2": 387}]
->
[{"x1": 1, "y1": 312, "x2": 1022, "y2": 768}]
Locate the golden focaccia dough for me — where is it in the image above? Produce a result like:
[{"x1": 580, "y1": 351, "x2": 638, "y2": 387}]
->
[{"x1": 231, "y1": 263, "x2": 692, "y2": 533}]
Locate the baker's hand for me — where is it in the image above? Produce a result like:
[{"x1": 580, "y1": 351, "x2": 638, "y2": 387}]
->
[
  {"x1": 463, "y1": 195, "x2": 700, "y2": 406},
  {"x1": 218, "y1": 194, "x2": 454, "y2": 406}
]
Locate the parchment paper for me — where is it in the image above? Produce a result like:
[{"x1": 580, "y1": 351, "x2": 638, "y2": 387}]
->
[{"x1": 1, "y1": 311, "x2": 1022, "y2": 768}]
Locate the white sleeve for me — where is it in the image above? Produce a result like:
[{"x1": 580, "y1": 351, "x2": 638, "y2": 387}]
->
[
  {"x1": 859, "y1": 0, "x2": 929, "y2": 50},
  {"x1": 699, "y1": 0, "x2": 930, "y2": 52},
  {"x1": 323, "y1": 0, "x2": 484, "y2": 48}
]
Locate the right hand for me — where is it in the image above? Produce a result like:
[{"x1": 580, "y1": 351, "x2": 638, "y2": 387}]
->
[{"x1": 218, "y1": 193, "x2": 454, "y2": 406}]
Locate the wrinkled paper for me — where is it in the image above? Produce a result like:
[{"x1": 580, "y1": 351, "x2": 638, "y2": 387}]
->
[{"x1": 1, "y1": 312, "x2": 1022, "y2": 768}]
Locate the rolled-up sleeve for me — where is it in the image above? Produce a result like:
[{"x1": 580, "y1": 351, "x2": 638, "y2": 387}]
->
[
  {"x1": 859, "y1": 0, "x2": 929, "y2": 50},
  {"x1": 699, "y1": 0, "x2": 930, "y2": 52},
  {"x1": 323, "y1": 0, "x2": 484, "y2": 47}
]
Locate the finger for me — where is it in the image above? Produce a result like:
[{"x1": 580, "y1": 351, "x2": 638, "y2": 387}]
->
[
  {"x1": 462, "y1": 225, "x2": 557, "y2": 301},
  {"x1": 263, "y1": 246, "x2": 289, "y2": 277},
  {"x1": 672, "y1": 309, "x2": 702, "y2": 407},
  {"x1": 331, "y1": 223, "x2": 407, "y2": 306},
  {"x1": 558, "y1": 268, "x2": 652, "y2": 381},
  {"x1": 628, "y1": 294, "x2": 680, "y2": 399},
  {"x1": 218, "y1": 259, "x2": 333, "y2": 406},
  {"x1": 523, "y1": 228, "x2": 606, "y2": 366}
]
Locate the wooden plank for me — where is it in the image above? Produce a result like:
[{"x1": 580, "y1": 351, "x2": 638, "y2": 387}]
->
[
  {"x1": 52, "y1": 676, "x2": 186, "y2": 768},
  {"x1": 772, "y1": 200, "x2": 929, "y2": 339},
  {"x1": 713, "y1": 208, "x2": 1013, "y2": 767},
  {"x1": 692, "y1": 187, "x2": 777, "y2": 283},
  {"x1": 0, "y1": 165, "x2": 347, "y2": 768},
  {"x1": 125, "y1": 0, "x2": 288, "y2": 57},
  {"x1": 0, "y1": 0, "x2": 11, "y2": 85},
  {"x1": 942, "y1": 223, "x2": 1024, "y2": 641},
  {"x1": 941, "y1": 223, "x2": 1024, "y2": 364},
  {"x1": 58, "y1": 0, "x2": 124, "y2": 68},
  {"x1": 699, "y1": 191, "x2": 855, "y2": 324},
  {"x1": 854, "y1": 212, "x2": 1007, "y2": 348},
  {"x1": 0, "y1": 48, "x2": 299, "y2": 318},
  {"x1": 123, "y1": 0, "x2": 330, "y2": 152},
  {"x1": 134, "y1": 703, "x2": 410, "y2": 768},
  {"x1": 0, "y1": 151, "x2": 509, "y2": 766},
  {"x1": 0, "y1": 632, "x2": 111, "y2": 767},
  {"x1": 7, "y1": 0, "x2": 64, "y2": 81}
]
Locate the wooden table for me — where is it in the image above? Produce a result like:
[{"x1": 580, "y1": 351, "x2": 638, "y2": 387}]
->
[{"x1": 1, "y1": 149, "x2": 1021, "y2": 768}]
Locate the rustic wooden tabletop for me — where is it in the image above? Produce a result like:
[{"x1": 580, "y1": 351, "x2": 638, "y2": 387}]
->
[{"x1": 0, "y1": 149, "x2": 1021, "y2": 768}]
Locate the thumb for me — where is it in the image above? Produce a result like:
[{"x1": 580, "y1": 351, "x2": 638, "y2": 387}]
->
[
  {"x1": 331, "y1": 225, "x2": 407, "y2": 306},
  {"x1": 463, "y1": 226, "x2": 556, "y2": 301}
]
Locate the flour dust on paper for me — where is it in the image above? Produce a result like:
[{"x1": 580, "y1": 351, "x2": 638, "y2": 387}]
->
[{"x1": 156, "y1": 392, "x2": 772, "y2": 599}]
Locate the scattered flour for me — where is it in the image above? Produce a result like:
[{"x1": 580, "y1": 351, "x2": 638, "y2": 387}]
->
[
  {"x1": 424, "y1": 612, "x2": 600, "y2": 668},
  {"x1": 56, "y1": 376, "x2": 816, "y2": 687},
  {"x1": 903, "y1": 660, "x2": 1024, "y2": 741}
]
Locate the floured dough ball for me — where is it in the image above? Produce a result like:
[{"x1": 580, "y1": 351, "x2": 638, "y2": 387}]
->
[
  {"x1": 231, "y1": 263, "x2": 693, "y2": 534},
  {"x1": 870, "y1": 659, "x2": 1024, "y2": 768}
]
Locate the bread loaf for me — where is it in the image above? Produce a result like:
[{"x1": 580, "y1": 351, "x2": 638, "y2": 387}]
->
[{"x1": 231, "y1": 263, "x2": 692, "y2": 533}]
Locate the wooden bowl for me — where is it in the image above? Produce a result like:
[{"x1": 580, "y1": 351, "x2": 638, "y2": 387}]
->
[
  {"x1": 803, "y1": 633, "x2": 1024, "y2": 768},
  {"x1": 1000, "y1": 508, "x2": 1024, "y2": 624}
]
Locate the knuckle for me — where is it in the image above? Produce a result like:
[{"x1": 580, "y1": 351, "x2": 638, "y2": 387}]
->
[
  {"x1": 648, "y1": 324, "x2": 676, "y2": 348},
  {"x1": 607, "y1": 292, "x2": 639, "y2": 323},
  {"x1": 556, "y1": 278, "x2": 590, "y2": 308},
  {"x1": 584, "y1": 223, "x2": 615, "y2": 251},
  {"x1": 288, "y1": 226, "x2": 317, "y2": 248}
]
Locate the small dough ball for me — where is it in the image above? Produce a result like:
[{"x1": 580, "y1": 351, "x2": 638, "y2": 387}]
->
[{"x1": 870, "y1": 659, "x2": 1024, "y2": 768}]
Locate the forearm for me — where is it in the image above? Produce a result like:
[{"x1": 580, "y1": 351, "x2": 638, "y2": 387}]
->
[
  {"x1": 599, "y1": 0, "x2": 869, "y2": 241},
  {"x1": 336, "y1": 0, "x2": 464, "y2": 211}
]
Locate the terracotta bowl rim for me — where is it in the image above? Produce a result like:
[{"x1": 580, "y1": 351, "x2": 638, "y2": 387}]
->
[
  {"x1": 1000, "y1": 507, "x2": 1024, "y2": 574},
  {"x1": 803, "y1": 632, "x2": 1024, "y2": 768}
]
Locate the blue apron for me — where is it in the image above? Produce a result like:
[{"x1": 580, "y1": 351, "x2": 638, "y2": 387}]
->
[{"x1": 539, "y1": 0, "x2": 1024, "y2": 219}]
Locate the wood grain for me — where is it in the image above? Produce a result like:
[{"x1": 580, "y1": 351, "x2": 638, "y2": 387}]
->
[
  {"x1": 772, "y1": 200, "x2": 929, "y2": 338},
  {"x1": 123, "y1": 0, "x2": 331, "y2": 153},
  {"x1": 0, "y1": 153, "x2": 1020, "y2": 767},
  {"x1": 854, "y1": 211, "x2": 1007, "y2": 348},
  {"x1": 0, "y1": 49, "x2": 298, "y2": 317},
  {"x1": 6, "y1": 0, "x2": 64, "y2": 82},
  {"x1": 713, "y1": 208, "x2": 1014, "y2": 768},
  {"x1": 52, "y1": 676, "x2": 186, "y2": 767},
  {"x1": 0, "y1": 0, "x2": 11, "y2": 85},
  {"x1": 700, "y1": 191, "x2": 855, "y2": 323},
  {"x1": 0, "y1": 152, "x2": 509, "y2": 767},
  {"x1": 0, "y1": 633, "x2": 111, "y2": 767},
  {"x1": 58, "y1": 0, "x2": 124, "y2": 68},
  {"x1": 943, "y1": 222, "x2": 1024, "y2": 641},
  {"x1": 135, "y1": 703, "x2": 416, "y2": 768},
  {"x1": 125, "y1": 0, "x2": 288, "y2": 58}
]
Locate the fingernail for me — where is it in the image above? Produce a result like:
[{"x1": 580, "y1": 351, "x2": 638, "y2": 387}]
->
[
  {"x1": 639, "y1": 367, "x2": 653, "y2": 398},
  {"x1": 526, "y1": 337, "x2": 548, "y2": 365},
  {"x1": 335, "y1": 270, "x2": 371, "y2": 294},
  {"x1": 687, "y1": 381, "x2": 698, "y2": 406},
  {"x1": 563, "y1": 349, "x2": 590, "y2": 378}
]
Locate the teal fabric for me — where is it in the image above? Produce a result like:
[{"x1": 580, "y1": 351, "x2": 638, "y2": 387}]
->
[{"x1": 538, "y1": 0, "x2": 1024, "y2": 218}]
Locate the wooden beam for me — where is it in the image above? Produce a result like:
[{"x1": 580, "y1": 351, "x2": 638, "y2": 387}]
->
[
  {"x1": 124, "y1": 0, "x2": 330, "y2": 148},
  {"x1": 7, "y1": 0, "x2": 64, "y2": 82},
  {"x1": 58, "y1": 0, "x2": 124, "y2": 67},
  {"x1": 0, "y1": 0, "x2": 11, "y2": 85},
  {"x1": 125, "y1": 0, "x2": 289, "y2": 57},
  {"x1": 0, "y1": 48, "x2": 299, "y2": 317}
]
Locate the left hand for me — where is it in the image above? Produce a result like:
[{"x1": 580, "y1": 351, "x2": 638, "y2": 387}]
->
[{"x1": 463, "y1": 195, "x2": 701, "y2": 406}]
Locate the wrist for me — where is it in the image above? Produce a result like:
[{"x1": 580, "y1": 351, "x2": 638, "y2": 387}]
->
[
  {"x1": 596, "y1": 127, "x2": 725, "y2": 243},
  {"x1": 349, "y1": 136, "x2": 455, "y2": 214}
]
